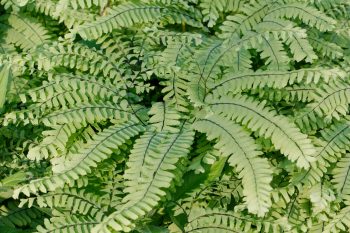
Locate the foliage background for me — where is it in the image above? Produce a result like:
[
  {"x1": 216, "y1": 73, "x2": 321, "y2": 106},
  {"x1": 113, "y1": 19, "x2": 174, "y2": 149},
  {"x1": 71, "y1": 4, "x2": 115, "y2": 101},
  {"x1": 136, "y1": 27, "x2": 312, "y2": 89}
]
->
[{"x1": 0, "y1": 0, "x2": 350, "y2": 232}]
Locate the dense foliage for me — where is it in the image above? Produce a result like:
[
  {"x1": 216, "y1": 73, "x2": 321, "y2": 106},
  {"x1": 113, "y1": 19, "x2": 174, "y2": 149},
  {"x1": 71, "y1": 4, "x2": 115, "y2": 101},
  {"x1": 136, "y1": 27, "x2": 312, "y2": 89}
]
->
[{"x1": 0, "y1": 0, "x2": 350, "y2": 232}]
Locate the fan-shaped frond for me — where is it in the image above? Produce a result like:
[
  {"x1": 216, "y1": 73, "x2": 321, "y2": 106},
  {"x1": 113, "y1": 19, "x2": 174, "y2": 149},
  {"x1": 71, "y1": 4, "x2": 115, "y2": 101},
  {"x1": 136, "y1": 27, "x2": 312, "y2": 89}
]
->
[
  {"x1": 193, "y1": 115, "x2": 272, "y2": 216},
  {"x1": 207, "y1": 95, "x2": 316, "y2": 168}
]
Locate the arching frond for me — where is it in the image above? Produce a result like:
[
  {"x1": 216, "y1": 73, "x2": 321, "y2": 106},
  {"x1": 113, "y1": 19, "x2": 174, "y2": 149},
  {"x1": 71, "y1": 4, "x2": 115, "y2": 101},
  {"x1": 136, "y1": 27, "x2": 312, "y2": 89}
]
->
[
  {"x1": 193, "y1": 115, "x2": 272, "y2": 216},
  {"x1": 207, "y1": 95, "x2": 316, "y2": 168},
  {"x1": 74, "y1": 2, "x2": 202, "y2": 40},
  {"x1": 13, "y1": 121, "x2": 145, "y2": 198},
  {"x1": 210, "y1": 68, "x2": 345, "y2": 97}
]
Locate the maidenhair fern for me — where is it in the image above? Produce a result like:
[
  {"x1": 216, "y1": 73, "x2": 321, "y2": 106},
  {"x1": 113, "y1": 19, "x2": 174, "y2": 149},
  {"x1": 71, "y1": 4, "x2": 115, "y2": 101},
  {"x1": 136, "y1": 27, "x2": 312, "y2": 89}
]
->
[{"x1": 1, "y1": 0, "x2": 350, "y2": 232}]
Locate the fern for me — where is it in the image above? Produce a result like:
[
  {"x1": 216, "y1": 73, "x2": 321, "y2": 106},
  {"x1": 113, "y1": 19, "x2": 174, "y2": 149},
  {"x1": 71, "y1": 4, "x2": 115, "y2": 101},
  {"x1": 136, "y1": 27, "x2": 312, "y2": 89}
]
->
[{"x1": 1, "y1": 0, "x2": 350, "y2": 232}]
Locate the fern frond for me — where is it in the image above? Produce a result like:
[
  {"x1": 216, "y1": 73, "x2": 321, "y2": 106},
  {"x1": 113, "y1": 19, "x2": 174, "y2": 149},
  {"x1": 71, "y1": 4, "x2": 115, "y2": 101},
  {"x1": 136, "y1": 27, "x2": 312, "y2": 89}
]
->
[
  {"x1": 93, "y1": 128, "x2": 194, "y2": 233},
  {"x1": 309, "y1": 33, "x2": 344, "y2": 59},
  {"x1": 200, "y1": 0, "x2": 243, "y2": 27},
  {"x1": 41, "y1": 102, "x2": 133, "y2": 126},
  {"x1": 13, "y1": 121, "x2": 145, "y2": 198},
  {"x1": 148, "y1": 102, "x2": 182, "y2": 133},
  {"x1": 0, "y1": 201, "x2": 42, "y2": 228},
  {"x1": 210, "y1": 68, "x2": 345, "y2": 96},
  {"x1": 19, "y1": 188, "x2": 106, "y2": 216},
  {"x1": 332, "y1": 153, "x2": 350, "y2": 200},
  {"x1": 220, "y1": 0, "x2": 270, "y2": 35},
  {"x1": 265, "y1": 2, "x2": 336, "y2": 32},
  {"x1": 36, "y1": 215, "x2": 100, "y2": 233},
  {"x1": 193, "y1": 115, "x2": 272, "y2": 216},
  {"x1": 0, "y1": 64, "x2": 12, "y2": 109},
  {"x1": 296, "y1": 80, "x2": 350, "y2": 129},
  {"x1": 323, "y1": 206, "x2": 350, "y2": 233},
  {"x1": 185, "y1": 207, "x2": 287, "y2": 233},
  {"x1": 37, "y1": 43, "x2": 124, "y2": 85},
  {"x1": 300, "y1": 120, "x2": 350, "y2": 185},
  {"x1": 254, "y1": 19, "x2": 318, "y2": 63},
  {"x1": 67, "y1": 0, "x2": 108, "y2": 10},
  {"x1": 27, "y1": 122, "x2": 86, "y2": 161},
  {"x1": 254, "y1": 34, "x2": 290, "y2": 70},
  {"x1": 74, "y1": 2, "x2": 202, "y2": 40},
  {"x1": 252, "y1": 84, "x2": 317, "y2": 102},
  {"x1": 0, "y1": 13, "x2": 50, "y2": 51},
  {"x1": 207, "y1": 95, "x2": 316, "y2": 168}
]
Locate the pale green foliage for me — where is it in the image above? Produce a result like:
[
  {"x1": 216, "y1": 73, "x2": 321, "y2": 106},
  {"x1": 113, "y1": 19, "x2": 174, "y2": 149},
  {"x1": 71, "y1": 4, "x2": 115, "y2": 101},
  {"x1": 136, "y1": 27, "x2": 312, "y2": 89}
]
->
[{"x1": 0, "y1": 0, "x2": 350, "y2": 232}]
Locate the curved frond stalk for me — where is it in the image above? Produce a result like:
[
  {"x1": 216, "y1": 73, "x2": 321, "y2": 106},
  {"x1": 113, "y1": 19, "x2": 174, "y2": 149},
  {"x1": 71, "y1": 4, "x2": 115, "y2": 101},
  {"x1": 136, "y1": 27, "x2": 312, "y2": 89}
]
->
[
  {"x1": 92, "y1": 128, "x2": 194, "y2": 233},
  {"x1": 193, "y1": 115, "x2": 272, "y2": 216},
  {"x1": 12, "y1": 121, "x2": 145, "y2": 198},
  {"x1": 207, "y1": 95, "x2": 316, "y2": 168}
]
